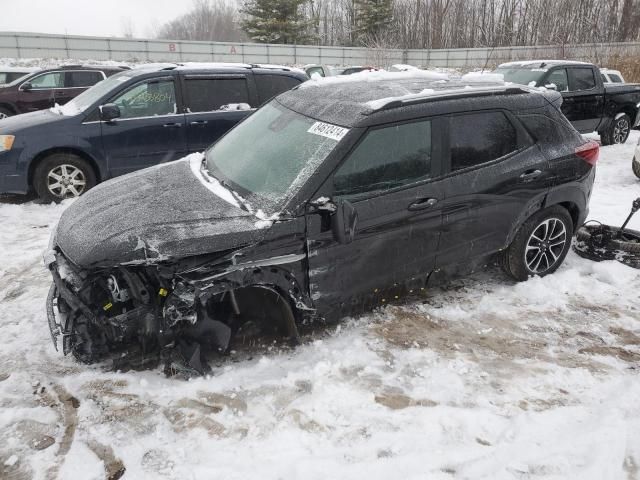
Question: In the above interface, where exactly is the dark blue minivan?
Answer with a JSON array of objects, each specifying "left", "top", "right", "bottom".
[{"left": 0, "top": 63, "right": 307, "bottom": 201}]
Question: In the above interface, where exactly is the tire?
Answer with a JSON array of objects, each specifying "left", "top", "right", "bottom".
[
  {"left": 574, "top": 225, "right": 640, "bottom": 268},
  {"left": 502, "top": 206, "right": 574, "bottom": 281},
  {"left": 633, "top": 156, "right": 640, "bottom": 179},
  {"left": 33, "top": 153, "right": 96, "bottom": 203},
  {"left": 600, "top": 114, "right": 631, "bottom": 145},
  {"left": 0, "top": 106, "right": 14, "bottom": 120}
]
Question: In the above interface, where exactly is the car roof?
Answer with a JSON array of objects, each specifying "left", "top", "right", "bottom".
[
  {"left": 276, "top": 72, "right": 553, "bottom": 128},
  {"left": 34, "top": 65, "right": 128, "bottom": 73},
  {"left": 133, "top": 62, "right": 305, "bottom": 76},
  {"left": 498, "top": 60, "right": 591, "bottom": 69}
]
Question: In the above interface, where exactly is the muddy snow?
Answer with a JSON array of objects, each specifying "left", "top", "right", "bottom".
[{"left": 1, "top": 132, "right": 639, "bottom": 480}]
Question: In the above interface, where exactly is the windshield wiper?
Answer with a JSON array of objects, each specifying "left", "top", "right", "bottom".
[{"left": 218, "top": 178, "right": 250, "bottom": 213}]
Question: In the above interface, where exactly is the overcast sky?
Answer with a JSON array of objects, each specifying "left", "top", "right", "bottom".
[{"left": 0, "top": 0, "right": 193, "bottom": 38}]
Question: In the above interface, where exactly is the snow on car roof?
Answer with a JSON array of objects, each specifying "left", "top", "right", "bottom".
[
  {"left": 498, "top": 60, "right": 591, "bottom": 68},
  {"left": 0, "top": 66, "right": 40, "bottom": 73},
  {"left": 279, "top": 70, "right": 543, "bottom": 127}
]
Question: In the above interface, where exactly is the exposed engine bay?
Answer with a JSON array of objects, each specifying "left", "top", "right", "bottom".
[{"left": 45, "top": 249, "right": 305, "bottom": 377}]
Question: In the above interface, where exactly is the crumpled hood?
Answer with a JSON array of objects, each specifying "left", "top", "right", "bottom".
[{"left": 56, "top": 157, "right": 268, "bottom": 268}]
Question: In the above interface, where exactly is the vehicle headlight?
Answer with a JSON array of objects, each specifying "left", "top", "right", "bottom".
[{"left": 0, "top": 135, "right": 15, "bottom": 152}]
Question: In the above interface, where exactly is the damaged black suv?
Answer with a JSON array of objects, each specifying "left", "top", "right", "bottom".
[{"left": 45, "top": 74, "right": 598, "bottom": 374}]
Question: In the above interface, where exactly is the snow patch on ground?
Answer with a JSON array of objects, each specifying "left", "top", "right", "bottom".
[{"left": 0, "top": 131, "right": 639, "bottom": 479}]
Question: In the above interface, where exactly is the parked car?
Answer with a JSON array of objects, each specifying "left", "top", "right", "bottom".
[
  {"left": 0, "top": 65, "right": 127, "bottom": 119},
  {"left": 341, "top": 66, "right": 377, "bottom": 75},
  {"left": 633, "top": 136, "right": 640, "bottom": 179},
  {"left": 304, "top": 64, "right": 344, "bottom": 78},
  {"left": 494, "top": 60, "right": 640, "bottom": 144},
  {"left": 45, "top": 75, "right": 597, "bottom": 372},
  {"left": 0, "top": 63, "right": 307, "bottom": 202},
  {"left": 600, "top": 68, "right": 625, "bottom": 84},
  {"left": 0, "top": 67, "right": 40, "bottom": 87}
]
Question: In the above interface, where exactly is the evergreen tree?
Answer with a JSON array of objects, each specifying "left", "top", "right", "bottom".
[
  {"left": 241, "top": 0, "right": 314, "bottom": 44},
  {"left": 354, "top": 0, "right": 393, "bottom": 45}
]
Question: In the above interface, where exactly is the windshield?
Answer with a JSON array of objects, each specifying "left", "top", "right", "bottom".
[
  {"left": 59, "top": 69, "right": 140, "bottom": 114},
  {"left": 205, "top": 101, "right": 343, "bottom": 214},
  {"left": 494, "top": 67, "right": 546, "bottom": 86},
  {"left": 0, "top": 72, "right": 32, "bottom": 85}
]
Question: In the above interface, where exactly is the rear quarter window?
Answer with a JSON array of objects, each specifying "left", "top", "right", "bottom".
[
  {"left": 449, "top": 111, "right": 518, "bottom": 171},
  {"left": 66, "top": 71, "right": 104, "bottom": 88},
  {"left": 255, "top": 74, "right": 302, "bottom": 103}
]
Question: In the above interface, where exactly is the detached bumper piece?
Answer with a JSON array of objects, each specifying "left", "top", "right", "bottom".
[{"left": 46, "top": 250, "right": 232, "bottom": 377}]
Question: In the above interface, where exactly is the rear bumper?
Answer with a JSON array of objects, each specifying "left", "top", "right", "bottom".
[{"left": 0, "top": 149, "right": 29, "bottom": 194}]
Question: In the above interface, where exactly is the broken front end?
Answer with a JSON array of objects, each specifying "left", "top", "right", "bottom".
[{"left": 44, "top": 248, "right": 307, "bottom": 376}]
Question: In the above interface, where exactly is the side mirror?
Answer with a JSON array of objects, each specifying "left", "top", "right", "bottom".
[
  {"left": 544, "top": 83, "right": 558, "bottom": 91},
  {"left": 20, "top": 82, "right": 32, "bottom": 92},
  {"left": 331, "top": 199, "right": 358, "bottom": 245},
  {"left": 99, "top": 103, "right": 121, "bottom": 122}
]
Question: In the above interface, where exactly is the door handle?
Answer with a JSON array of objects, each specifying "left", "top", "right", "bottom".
[
  {"left": 163, "top": 122, "right": 183, "bottom": 128},
  {"left": 519, "top": 169, "right": 542, "bottom": 182},
  {"left": 189, "top": 120, "right": 208, "bottom": 126},
  {"left": 408, "top": 198, "right": 438, "bottom": 211}
]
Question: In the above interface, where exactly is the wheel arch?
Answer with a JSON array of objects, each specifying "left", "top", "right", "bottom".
[
  {"left": 29, "top": 147, "right": 102, "bottom": 191},
  {"left": 504, "top": 191, "right": 584, "bottom": 248},
  {"left": 0, "top": 103, "right": 17, "bottom": 115}
]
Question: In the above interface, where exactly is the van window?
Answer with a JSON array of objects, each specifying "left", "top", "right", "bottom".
[
  {"left": 185, "top": 78, "right": 250, "bottom": 112},
  {"left": 334, "top": 120, "right": 432, "bottom": 197},
  {"left": 450, "top": 112, "right": 518, "bottom": 171},
  {"left": 609, "top": 73, "right": 623, "bottom": 83},
  {"left": 111, "top": 79, "right": 177, "bottom": 119},
  {"left": 256, "top": 74, "right": 302, "bottom": 103}
]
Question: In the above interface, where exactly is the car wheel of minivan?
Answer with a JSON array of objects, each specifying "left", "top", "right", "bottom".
[
  {"left": 502, "top": 206, "right": 573, "bottom": 281},
  {"left": 601, "top": 114, "right": 631, "bottom": 145},
  {"left": 0, "top": 107, "right": 13, "bottom": 119},
  {"left": 34, "top": 153, "right": 96, "bottom": 203}
]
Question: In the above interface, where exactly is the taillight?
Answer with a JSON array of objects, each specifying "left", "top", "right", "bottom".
[{"left": 575, "top": 140, "right": 599, "bottom": 166}]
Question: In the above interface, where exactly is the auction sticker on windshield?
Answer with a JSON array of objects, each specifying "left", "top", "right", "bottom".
[{"left": 307, "top": 122, "right": 349, "bottom": 141}]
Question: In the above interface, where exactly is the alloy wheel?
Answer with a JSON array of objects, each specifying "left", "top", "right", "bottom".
[
  {"left": 47, "top": 164, "right": 87, "bottom": 198},
  {"left": 525, "top": 217, "right": 567, "bottom": 274},
  {"left": 613, "top": 118, "right": 630, "bottom": 144},
  {"left": 0, "top": 111, "right": 7, "bottom": 120}
]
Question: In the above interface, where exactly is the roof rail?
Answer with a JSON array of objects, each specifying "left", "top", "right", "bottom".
[
  {"left": 251, "top": 63, "right": 291, "bottom": 72},
  {"left": 369, "top": 86, "right": 530, "bottom": 113}
]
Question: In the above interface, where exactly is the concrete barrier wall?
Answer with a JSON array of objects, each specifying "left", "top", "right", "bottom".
[{"left": 1, "top": 32, "right": 639, "bottom": 68}]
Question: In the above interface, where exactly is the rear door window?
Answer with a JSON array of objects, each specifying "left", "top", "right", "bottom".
[
  {"left": 334, "top": 119, "right": 432, "bottom": 197},
  {"left": 184, "top": 77, "right": 250, "bottom": 112},
  {"left": 28, "top": 72, "right": 64, "bottom": 89},
  {"left": 66, "top": 71, "right": 104, "bottom": 88},
  {"left": 568, "top": 68, "right": 596, "bottom": 91},
  {"left": 449, "top": 111, "right": 518, "bottom": 171},
  {"left": 256, "top": 74, "right": 302, "bottom": 103}
]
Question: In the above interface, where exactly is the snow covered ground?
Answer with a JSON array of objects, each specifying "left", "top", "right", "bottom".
[{"left": 0, "top": 132, "right": 639, "bottom": 480}]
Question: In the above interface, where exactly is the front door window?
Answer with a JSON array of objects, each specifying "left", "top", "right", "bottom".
[{"left": 111, "top": 80, "right": 177, "bottom": 119}]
